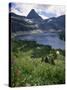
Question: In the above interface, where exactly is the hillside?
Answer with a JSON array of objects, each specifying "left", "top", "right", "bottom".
[
  {"left": 39, "top": 15, "right": 65, "bottom": 31},
  {"left": 9, "top": 12, "right": 38, "bottom": 32}
]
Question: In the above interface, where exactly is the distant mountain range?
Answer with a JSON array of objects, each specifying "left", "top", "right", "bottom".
[
  {"left": 9, "top": 9, "right": 65, "bottom": 32},
  {"left": 39, "top": 15, "right": 65, "bottom": 31}
]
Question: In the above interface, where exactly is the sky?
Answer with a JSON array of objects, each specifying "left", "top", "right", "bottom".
[{"left": 9, "top": 3, "right": 65, "bottom": 19}]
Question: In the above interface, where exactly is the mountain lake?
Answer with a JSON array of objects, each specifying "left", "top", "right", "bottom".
[{"left": 16, "top": 31, "right": 65, "bottom": 50}]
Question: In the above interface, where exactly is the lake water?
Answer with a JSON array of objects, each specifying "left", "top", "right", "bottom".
[{"left": 16, "top": 32, "right": 65, "bottom": 50}]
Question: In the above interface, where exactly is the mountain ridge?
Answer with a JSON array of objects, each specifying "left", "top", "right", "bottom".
[{"left": 9, "top": 10, "right": 65, "bottom": 32}]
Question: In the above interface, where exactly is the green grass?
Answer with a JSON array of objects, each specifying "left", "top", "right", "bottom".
[{"left": 11, "top": 39, "right": 65, "bottom": 87}]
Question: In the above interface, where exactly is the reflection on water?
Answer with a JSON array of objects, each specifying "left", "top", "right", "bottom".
[{"left": 16, "top": 32, "right": 65, "bottom": 50}]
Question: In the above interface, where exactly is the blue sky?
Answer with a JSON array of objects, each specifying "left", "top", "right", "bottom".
[{"left": 9, "top": 3, "right": 65, "bottom": 19}]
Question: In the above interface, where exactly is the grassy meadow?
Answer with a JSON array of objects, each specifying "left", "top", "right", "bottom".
[{"left": 11, "top": 39, "right": 65, "bottom": 87}]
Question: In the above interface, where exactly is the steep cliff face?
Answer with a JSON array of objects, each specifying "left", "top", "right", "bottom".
[{"left": 27, "top": 9, "right": 42, "bottom": 21}]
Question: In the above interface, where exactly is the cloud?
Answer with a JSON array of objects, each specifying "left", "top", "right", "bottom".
[
  {"left": 45, "top": 5, "right": 65, "bottom": 17},
  {"left": 39, "top": 15, "right": 49, "bottom": 19},
  {"left": 10, "top": 3, "right": 65, "bottom": 19},
  {"left": 10, "top": 3, "right": 37, "bottom": 16}
]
